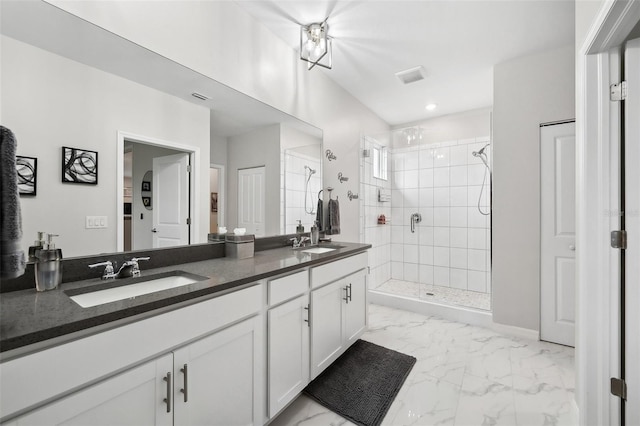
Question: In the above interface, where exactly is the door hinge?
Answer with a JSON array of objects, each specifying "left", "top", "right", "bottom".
[
  {"left": 611, "top": 230, "right": 627, "bottom": 249},
  {"left": 186, "top": 165, "right": 192, "bottom": 173},
  {"left": 186, "top": 218, "right": 191, "bottom": 225},
  {"left": 610, "top": 81, "right": 627, "bottom": 101},
  {"left": 611, "top": 377, "right": 627, "bottom": 400}
]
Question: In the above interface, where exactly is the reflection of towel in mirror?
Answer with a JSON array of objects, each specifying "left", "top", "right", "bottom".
[
  {"left": 1, "top": 126, "right": 26, "bottom": 279},
  {"left": 326, "top": 198, "right": 340, "bottom": 235},
  {"left": 316, "top": 199, "right": 324, "bottom": 232}
]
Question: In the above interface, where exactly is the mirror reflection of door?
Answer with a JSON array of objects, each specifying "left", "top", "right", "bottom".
[
  {"left": 238, "top": 167, "right": 265, "bottom": 237},
  {"left": 123, "top": 140, "right": 191, "bottom": 251},
  {"left": 152, "top": 153, "right": 190, "bottom": 248},
  {"left": 210, "top": 168, "right": 219, "bottom": 234}
]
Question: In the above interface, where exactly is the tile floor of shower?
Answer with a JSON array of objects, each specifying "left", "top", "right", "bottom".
[{"left": 373, "top": 279, "right": 491, "bottom": 311}]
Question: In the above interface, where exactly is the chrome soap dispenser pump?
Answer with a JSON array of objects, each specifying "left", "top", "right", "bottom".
[{"left": 34, "top": 233, "right": 63, "bottom": 292}]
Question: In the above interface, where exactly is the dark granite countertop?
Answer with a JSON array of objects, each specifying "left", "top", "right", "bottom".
[{"left": 0, "top": 242, "right": 370, "bottom": 359}]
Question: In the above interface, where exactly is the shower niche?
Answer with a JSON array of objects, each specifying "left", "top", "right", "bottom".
[{"left": 360, "top": 129, "right": 492, "bottom": 312}]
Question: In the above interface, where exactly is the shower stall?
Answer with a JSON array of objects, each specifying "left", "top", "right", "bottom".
[{"left": 360, "top": 129, "right": 492, "bottom": 312}]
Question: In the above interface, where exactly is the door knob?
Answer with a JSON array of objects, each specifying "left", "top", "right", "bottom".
[
  {"left": 569, "top": 244, "right": 575, "bottom": 251},
  {"left": 151, "top": 228, "right": 157, "bottom": 233}
]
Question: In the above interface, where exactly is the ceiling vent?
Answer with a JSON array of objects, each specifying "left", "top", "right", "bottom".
[
  {"left": 191, "top": 92, "right": 209, "bottom": 101},
  {"left": 395, "top": 66, "right": 427, "bottom": 84}
]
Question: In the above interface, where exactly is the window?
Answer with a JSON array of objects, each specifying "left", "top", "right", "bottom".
[{"left": 372, "top": 146, "right": 388, "bottom": 180}]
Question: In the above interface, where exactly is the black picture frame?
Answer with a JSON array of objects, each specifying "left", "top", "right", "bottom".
[
  {"left": 141, "top": 181, "right": 151, "bottom": 192},
  {"left": 16, "top": 155, "right": 37, "bottom": 196},
  {"left": 62, "top": 146, "right": 98, "bottom": 185}
]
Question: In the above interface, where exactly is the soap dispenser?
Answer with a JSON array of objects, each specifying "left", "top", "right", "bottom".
[
  {"left": 34, "top": 234, "right": 63, "bottom": 292},
  {"left": 296, "top": 220, "right": 304, "bottom": 234},
  {"left": 28, "top": 231, "right": 46, "bottom": 262},
  {"left": 310, "top": 221, "right": 319, "bottom": 245}
]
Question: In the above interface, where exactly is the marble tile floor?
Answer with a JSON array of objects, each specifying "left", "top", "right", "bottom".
[
  {"left": 270, "top": 304, "right": 575, "bottom": 426},
  {"left": 374, "top": 279, "right": 492, "bottom": 311}
]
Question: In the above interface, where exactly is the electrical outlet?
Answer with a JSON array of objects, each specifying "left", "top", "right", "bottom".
[{"left": 85, "top": 216, "right": 108, "bottom": 229}]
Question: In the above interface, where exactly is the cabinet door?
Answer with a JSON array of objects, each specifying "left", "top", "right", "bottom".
[
  {"left": 344, "top": 269, "right": 368, "bottom": 345},
  {"left": 268, "top": 295, "right": 310, "bottom": 417},
  {"left": 310, "top": 279, "right": 345, "bottom": 379},
  {"left": 8, "top": 354, "right": 173, "bottom": 426},
  {"left": 173, "top": 316, "right": 263, "bottom": 426}
]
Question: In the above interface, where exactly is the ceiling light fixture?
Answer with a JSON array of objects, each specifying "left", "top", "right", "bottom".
[
  {"left": 300, "top": 20, "right": 332, "bottom": 70},
  {"left": 426, "top": 103, "right": 437, "bottom": 111}
]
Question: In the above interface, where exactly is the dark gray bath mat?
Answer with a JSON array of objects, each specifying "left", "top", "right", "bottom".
[{"left": 303, "top": 339, "right": 416, "bottom": 426}]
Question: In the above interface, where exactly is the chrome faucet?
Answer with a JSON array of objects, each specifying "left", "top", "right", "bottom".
[
  {"left": 89, "top": 257, "right": 150, "bottom": 279},
  {"left": 290, "top": 236, "right": 311, "bottom": 248}
]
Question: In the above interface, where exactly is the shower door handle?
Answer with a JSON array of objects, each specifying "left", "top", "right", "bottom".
[{"left": 410, "top": 213, "right": 422, "bottom": 233}]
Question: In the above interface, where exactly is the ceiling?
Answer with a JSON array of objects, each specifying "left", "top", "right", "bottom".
[{"left": 235, "top": 0, "right": 575, "bottom": 126}]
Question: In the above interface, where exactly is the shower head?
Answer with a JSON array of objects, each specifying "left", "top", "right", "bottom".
[
  {"left": 472, "top": 143, "right": 490, "bottom": 158},
  {"left": 305, "top": 165, "right": 316, "bottom": 174}
]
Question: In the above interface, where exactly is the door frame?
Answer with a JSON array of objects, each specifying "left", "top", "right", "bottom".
[
  {"left": 116, "top": 131, "right": 201, "bottom": 252},
  {"left": 578, "top": 2, "right": 640, "bottom": 423}
]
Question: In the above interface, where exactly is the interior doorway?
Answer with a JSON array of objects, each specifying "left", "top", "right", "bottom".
[{"left": 117, "top": 131, "right": 200, "bottom": 252}]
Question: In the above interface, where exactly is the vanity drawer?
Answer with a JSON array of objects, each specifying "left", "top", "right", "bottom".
[
  {"left": 268, "top": 270, "right": 309, "bottom": 306},
  {"left": 310, "top": 252, "right": 368, "bottom": 289}
]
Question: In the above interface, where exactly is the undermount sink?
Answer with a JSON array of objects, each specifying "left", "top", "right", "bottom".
[
  {"left": 67, "top": 271, "right": 208, "bottom": 308},
  {"left": 300, "top": 245, "right": 345, "bottom": 254}
]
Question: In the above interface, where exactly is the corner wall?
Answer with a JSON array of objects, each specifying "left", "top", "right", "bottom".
[{"left": 492, "top": 45, "right": 575, "bottom": 331}]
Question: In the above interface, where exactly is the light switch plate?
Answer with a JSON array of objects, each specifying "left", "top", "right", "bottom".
[{"left": 85, "top": 216, "right": 108, "bottom": 229}]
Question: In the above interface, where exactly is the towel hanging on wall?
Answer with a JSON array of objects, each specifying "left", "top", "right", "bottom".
[
  {"left": 316, "top": 198, "right": 324, "bottom": 231},
  {"left": 326, "top": 197, "right": 340, "bottom": 235},
  {"left": 1, "top": 126, "right": 26, "bottom": 279}
]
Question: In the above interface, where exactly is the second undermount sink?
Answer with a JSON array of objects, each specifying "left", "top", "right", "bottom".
[
  {"left": 300, "top": 245, "right": 345, "bottom": 254},
  {"left": 67, "top": 271, "right": 208, "bottom": 308}
]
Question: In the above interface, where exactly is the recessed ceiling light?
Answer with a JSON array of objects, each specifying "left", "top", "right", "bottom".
[{"left": 425, "top": 103, "right": 437, "bottom": 111}]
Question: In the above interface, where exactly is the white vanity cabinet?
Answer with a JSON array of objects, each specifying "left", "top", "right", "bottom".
[
  {"left": 7, "top": 316, "right": 263, "bottom": 426},
  {"left": 309, "top": 253, "right": 368, "bottom": 380},
  {"left": 0, "top": 285, "right": 264, "bottom": 425},
  {"left": 173, "top": 316, "right": 263, "bottom": 426},
  {"left": 267, "top": 271, "right": 310, "bottom": 418},
  {"left": 5, "top": 354, "right": 174, "bottom": 426}
]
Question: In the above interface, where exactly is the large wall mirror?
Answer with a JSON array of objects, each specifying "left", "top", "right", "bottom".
[{"left": 1, "top": 1, "right": 322, "bottom": 258}]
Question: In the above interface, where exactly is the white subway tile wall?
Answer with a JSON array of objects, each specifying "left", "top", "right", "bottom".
[{"left": 361, "top": 136, "right": 492, "bottom": 307}]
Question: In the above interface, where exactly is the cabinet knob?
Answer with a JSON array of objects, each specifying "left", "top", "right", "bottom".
[{"left": 180, "top": 364, "right": 188, "bottom": 403}]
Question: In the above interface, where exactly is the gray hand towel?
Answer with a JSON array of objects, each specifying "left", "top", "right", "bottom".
[
  {"left": 316, "top": 199, "right": 324, "bottom": 232},
  {"left": 1, "top": 126, "right": 26, "bottom": 279},
  {"left": 327, "top": 198, "right": 340, "bottom": 235}
]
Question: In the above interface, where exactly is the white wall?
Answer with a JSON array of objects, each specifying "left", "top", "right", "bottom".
[
  {"left": 1, "top": 35, "right": 210, "bottom": 258},
  {"left": 492, "top": 45, "right": 575, "bottom": 331},
  {"left": 227, "top": 125, "right": 281, "bottom": 236},
  {"left": 47, "top": 0, "right": 390, "bottom": 243}
]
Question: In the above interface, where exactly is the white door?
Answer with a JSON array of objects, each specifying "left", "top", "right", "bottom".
[
  {"left": 624, "top": 37, "right": 640, "bottom": 424},
  {"left": 173, "top": 317, "right": 261, "bottom": 426},
  {"left": 344, "top": 270, "right": 368, "bottom": 345},
  {"left": 268, "top": 295, "right": 310, "bottom": 417},
  {"left": 153, "top": 153, "right": 190, "bottom": 248},
  {"left": 238, "top": 167, "right": 265, "bottom": 237},
  {"left": 540, "top": 121, "right": 576, "bottom": 347},
  {"left": 8, "top": 355, "right": 173, "bottom": 425}
]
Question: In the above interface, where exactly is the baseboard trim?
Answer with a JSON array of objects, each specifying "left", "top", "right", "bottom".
[{"left": 490, "top": 321, "right": 540, "bottom": 341}]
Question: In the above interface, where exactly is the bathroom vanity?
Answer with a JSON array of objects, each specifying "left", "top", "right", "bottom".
[{"left": 0, "top": 243, "right": 370, "bottom": 425}]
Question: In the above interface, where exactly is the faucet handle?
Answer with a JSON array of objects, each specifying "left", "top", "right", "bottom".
[
  {"left": 128, "top": 257, "right": 149, "bottom": 277},
  {"left": 88, "top": 261, "right": 115, "bottom": 279},
  {"left": 131, "top": 257, "right": 150, "bottom": 262}
]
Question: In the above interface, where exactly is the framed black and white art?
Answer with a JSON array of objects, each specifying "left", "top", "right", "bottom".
[
  {"left": 62, "top": 146, "right": 98, "bottom": 185},
  {"left": 16, "top": 155, "right": 37, "bottom": 196}
]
